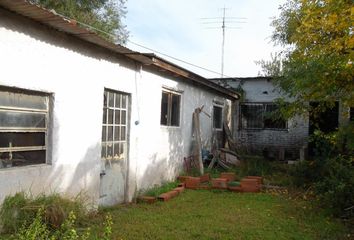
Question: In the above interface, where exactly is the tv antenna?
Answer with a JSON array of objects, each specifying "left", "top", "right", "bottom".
[{"left": 201, "top": 7, "right": 246, "bottom": 78}]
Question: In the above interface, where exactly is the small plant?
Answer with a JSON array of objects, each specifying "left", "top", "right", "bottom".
[
  {"left": 102, "top": 213, "right": 113, "bottom": 240},
  {"left": 17, "top": 208, "right": 50, "bottom": 240},
  {"left": 143, "top": 181, "right": 179, "bottom": 197}
]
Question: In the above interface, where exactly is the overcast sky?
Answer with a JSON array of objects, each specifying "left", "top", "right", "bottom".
[{"left": 125, "top": 0, "right": 286, "bottom": 78}]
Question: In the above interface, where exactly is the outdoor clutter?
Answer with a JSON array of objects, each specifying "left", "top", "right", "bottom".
[
  {"left": 138, "top": 182, "right": 186, "bottom": 203},
  {"left": 179, "top": 172, "right": 262, "bottom": 193},
  {"left": 137, "top": 173, "right": 263, "bottom": 204}
]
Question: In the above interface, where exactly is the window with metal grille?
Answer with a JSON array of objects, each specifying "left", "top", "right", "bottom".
[
  {"left": 240, "top": 103, "right": 287, "bottom": 130},
  {"left": 213, "top": 105, "right": 223, "bottom": 129},
  {"left": 0, "top": 88, "right": 49, "bottom": 169},
  {"left": 350, "top": 107, "right": 354, "bottom": 121},
  {"left": 101, "top": 90, "right": 128, "bottom": 161},
  {"left": 160, "top": 90, "right": 181, "bottom": 127}
]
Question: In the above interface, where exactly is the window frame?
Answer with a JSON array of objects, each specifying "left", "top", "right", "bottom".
[
  {"left": 212, "top": 104, "right": 223, "bottom": 130},
  {"left": 0, "top": 87, "right": 50, "bottom": 169},
  {"left": 239, "top": 102, "right": 287, "bottom": 130},
  {"left": 101, "top": 89, "right": 129, "bottom": 161},
  {"left": 160, "top": 88, "right": 182, "bottom": 127}
]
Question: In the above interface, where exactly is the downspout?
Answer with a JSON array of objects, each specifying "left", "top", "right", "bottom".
[{"left": 124, "top": 62, "right": 142, "bottom": 203}]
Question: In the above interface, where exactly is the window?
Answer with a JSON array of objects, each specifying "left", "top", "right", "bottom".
[
  {"left": 0, "top": 88, "right": 49, "bottom": 169},
  {"left": 101, "top": 90, "right": 129, "bottom": 161},
  {"left": 350, "top": 107, "right": 354, "bottom": 121},
  {"left": 213, "top": 105, "right": 223, "bottom": 129},
  {"left": 160, "top": 90, "right": 181, "bottom": 127},
  {"left": 240, "top": 103, "right": 286, "bottom": 130}
]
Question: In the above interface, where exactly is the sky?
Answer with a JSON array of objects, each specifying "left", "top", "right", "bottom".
[{"left": 125, "top": 0, "right": 286, "bottom": 78}]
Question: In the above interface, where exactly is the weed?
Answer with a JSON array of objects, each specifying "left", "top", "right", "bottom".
[
  {"left": 1, "top": 197, "right": 114, "bottom": 240},
  {"left": 239, "top": 155, "right": 274, "bottom": 176},
  {"left": 17, "top": 208, "right": 50, "bottom": 240},
  {"left": 143, "top": 181, "right": 179, "bottom": 197},
  {"left": 0, "top": 193, "right": 86, "bottom": 234},
  {"left": 102, "top": 214, "right": 113, "bottom": 240}
]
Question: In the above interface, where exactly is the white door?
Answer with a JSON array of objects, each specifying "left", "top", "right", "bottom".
[{"left": 99, "top": 89, "right": 129, "bottom": 206}]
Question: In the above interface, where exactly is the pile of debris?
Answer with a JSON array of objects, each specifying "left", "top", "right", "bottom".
[{"left": 191, "top": 105, "right": 241, "bottom": 173}]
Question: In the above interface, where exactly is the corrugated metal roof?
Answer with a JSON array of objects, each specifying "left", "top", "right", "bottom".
[
  {"left": 0, "top": 0, "right": 239, "bottom": 100},
  {"left": 0, "top": 0, "right": 135, "bottom": 55},
  {"left": 209, "top": 77, "right": 273, "bottom": 81}
]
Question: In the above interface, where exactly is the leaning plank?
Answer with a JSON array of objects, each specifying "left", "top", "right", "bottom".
[
  {"left": 193, "top": 109, "right": 204, "bottom": 175},
  {"left": 223, "top": 122, "right": 238, "bottom": 153},
  {"left": 208, "top": 156, "right": 217, "bottom": 169},
  {"left": 218, "top": 159, "right": 231, "bottom": 170},
  {"left": 219, "top": 148, "right": 241, "bottom": 166}
]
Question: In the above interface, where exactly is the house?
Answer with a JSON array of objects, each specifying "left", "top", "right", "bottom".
[
  {"left": 210, "top": 77, "right": 353, "bottom": 160},
  {"left": 210, "top": 77, "right": 309, "bottom": 160},
  {"left": 0, "top": 0, "right": 238, "bottom": 206}
]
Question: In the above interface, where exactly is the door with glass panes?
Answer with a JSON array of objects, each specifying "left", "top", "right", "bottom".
[{"left": 99, "top": 89, "right": 129, "bottom": 206}]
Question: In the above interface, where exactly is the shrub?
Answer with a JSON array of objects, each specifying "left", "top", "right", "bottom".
[
  {"left": 16, "top": 209, "right": 112, "bottom": 240},
  {"left": 314, "top": 156, "right": 354, "bottom": 216},
  {"left": 290, "top": 124, "right": 354, "bottom": 217},
  {"left": 0, "top": 192, "right": 29, "bottom": 233},
  {"left": 0, "top": 193, "right": 86, "bottom": 233},
  {"left": 1, "top": 193, "right": 113, "bottom": 239}
]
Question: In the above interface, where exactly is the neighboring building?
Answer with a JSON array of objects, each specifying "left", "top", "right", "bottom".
[
  {"left": 210, "top": 77, "right": 309, "bottom": 160},
  {"left": 0, "top": 1, "right": 238, "bottom": 206}
]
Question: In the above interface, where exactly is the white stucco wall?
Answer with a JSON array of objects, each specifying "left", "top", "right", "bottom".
[{"left": 0, "top": 8, "right": 229, "bottom": 205}]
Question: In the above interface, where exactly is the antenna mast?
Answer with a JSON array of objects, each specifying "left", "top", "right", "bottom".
[
  {"left": 201, "top": 7, "right": 246, "bottom": 80},
  {"left": 221, "top": 7, "right": 226, "bottom": 78}
]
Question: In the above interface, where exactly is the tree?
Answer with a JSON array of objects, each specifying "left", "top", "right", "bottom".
[
  {"left": 260, "top": 0, "right": 353, "bottom": 114},
  {"left": 32, "top": 0, "right": 129, "bottom": 44}
]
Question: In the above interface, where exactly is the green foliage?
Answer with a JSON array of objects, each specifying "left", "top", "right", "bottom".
[
  {"left": 239, "top": 155, "right": 274, "bottom": 177},
  {"left": 256, "top": 53, "right": 283, "bottom": 77},
  {"left": 1, "top": 194, "right": 113, "bottom": 239},
  {"left": 0, "top": 193, "right": 86, "bottom": 233},
  {"left": 32, "top": 0, "right": 129, "bottom": 44},
  {"left": 143, "top": 181, "right": 179, "bottom": 197},
  {"left": 0, "top": 192, "right": 28, "bottom": 234},
  {"left": 102, "top": 214, "right": 113, "bottom": 240},
  {"left": 16, "top": 210, "right": 95, "bottom": 240},
  {"left": 261, "top": 0, "right": 353, "bottom": 112},
  {"left": 17, "top": 208, "right": 50, "bottom": 240},
  {"left": 311, "top": 123, "right": 354, "bottom": 158},
  {"left": 238, "top": 155, "right": 292, "bottom": 186},
  {"left": 290, "top": 126, "right": 354, "bottom": 217},
  {"left": 314, "top": 157, "right": 354, "bottom": 216}
]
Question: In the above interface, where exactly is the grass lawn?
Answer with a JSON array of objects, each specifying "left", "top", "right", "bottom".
[{"left": 90, "top": 190, "right": 349, "bottom": 240}]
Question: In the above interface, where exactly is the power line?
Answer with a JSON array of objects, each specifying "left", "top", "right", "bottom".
[
  {"left": 127, "top": 41, "right": 224, "bottom": 76},
  {"left": 53, "top": 10, "right": 236, "bottom": 78}
]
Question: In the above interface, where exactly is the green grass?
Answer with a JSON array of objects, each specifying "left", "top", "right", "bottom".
[
  {"left": 90, "top": 190, "right": 348, "bottom": 240},
  {"left": 143, "top": 181, "right": 180, "bottom": 197}
]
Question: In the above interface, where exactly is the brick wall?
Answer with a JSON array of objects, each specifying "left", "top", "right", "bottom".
[
  {"left": 226, "top": 78, "right": 309, "bottom": 160},
  {"left": 236, "top": 113, "right": 308, "bottom": 159}
]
